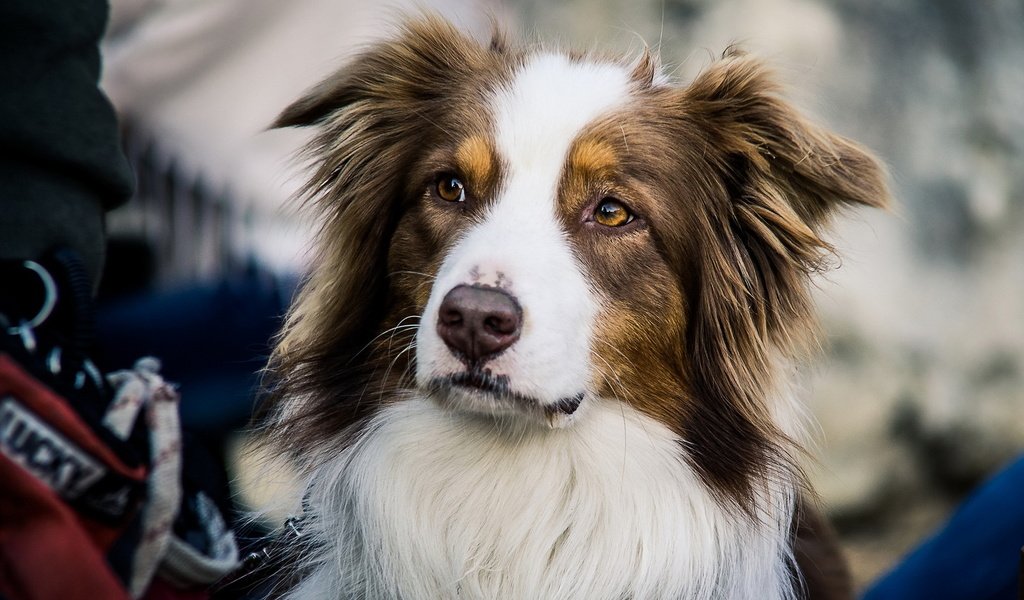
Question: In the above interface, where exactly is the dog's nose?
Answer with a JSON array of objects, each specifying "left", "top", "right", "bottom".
[{"left": 437, "top": 284, "right": 522, "bottom": 364}]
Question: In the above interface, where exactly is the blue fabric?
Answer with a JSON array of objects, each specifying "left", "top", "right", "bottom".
[
  {"left": 863, "top": 454, "right": 1024, "bottom": 600},
  {"left": 97, "top": 272, "right": 297, "bottom": 432}
]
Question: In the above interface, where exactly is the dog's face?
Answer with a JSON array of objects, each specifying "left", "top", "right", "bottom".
[
  {"left": 268, "top": 17, "right": 887, "bottom": 508},
  {"left": 404, "top": 54, "right": 683, "bottom": 429}
]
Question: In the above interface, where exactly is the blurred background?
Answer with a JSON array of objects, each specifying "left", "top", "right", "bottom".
[{"left": 96, "top": 0, "right": 1024, "bottom": 592}]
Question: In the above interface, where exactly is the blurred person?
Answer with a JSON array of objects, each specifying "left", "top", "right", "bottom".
[
  {"left": 1, "top": 1, "right": 240, "bottom": 598},
  {"left": 0, "top": 0, "right": 132, "bottom": 285}
]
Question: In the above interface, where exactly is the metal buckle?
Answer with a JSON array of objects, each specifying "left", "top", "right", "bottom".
[{"left": 5, "top": 260, "right": 58, "bottom": 337}]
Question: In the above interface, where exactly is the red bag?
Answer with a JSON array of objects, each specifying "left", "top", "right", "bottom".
[{"left": 1, "top": 354, "right": 146, "bottom": 599}]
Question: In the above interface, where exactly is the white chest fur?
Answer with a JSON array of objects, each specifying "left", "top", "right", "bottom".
[{"left": 287, "top": 398, "right": 797, "bottom": 600}]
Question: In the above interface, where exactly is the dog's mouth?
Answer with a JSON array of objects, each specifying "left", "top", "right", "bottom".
[{"left": 428, "top": 369, "right": 584, "bottom": 422}]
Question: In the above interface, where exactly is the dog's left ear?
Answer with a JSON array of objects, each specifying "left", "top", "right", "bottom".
[
  {"left": 681, "top": 49, "right": 890, "bottom": 359},
  {"left": 684, "top": 50, "right": 889, "bottom": 226},
  {"left": 673, "top": 51, "right": 890, "bottom": 508}
]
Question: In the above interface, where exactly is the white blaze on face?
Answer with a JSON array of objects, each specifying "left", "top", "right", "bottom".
[{"left": 415, "top": 53, "right": 633, "bottom": 413}]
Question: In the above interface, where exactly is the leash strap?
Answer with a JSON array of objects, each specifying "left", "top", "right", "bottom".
[{"left": 105, "top": 358, "right": 184, "bottom": 598}]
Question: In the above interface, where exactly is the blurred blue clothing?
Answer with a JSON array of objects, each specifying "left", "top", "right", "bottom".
[
  {"left": 97, "top": 271, "right": 297, "bottom": 433},
  {"left": 863, "top": 454, "right": 1024, "bottom": 600}
]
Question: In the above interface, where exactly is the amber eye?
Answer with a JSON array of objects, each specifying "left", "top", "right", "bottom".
[
  {"left": 435, "top": 174, "right": 466, "bottom": 203},
  {"left": 593, "top": 198, "right": 634, "bottom": 227}
]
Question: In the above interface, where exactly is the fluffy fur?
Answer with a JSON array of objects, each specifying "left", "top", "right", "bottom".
[{"left": 260, "top": 16, "right": 889, "bottom": 600}]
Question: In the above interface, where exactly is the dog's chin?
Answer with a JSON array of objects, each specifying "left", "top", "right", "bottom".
[{"left": 425, "top": 370, "right": 585, "bottom": 429}]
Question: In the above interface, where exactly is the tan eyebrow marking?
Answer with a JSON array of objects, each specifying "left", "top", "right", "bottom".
[
  {"left": 455, "top": 135, "right": 497, "bottom": 190},
  {"left": 568, "top": 138, "right": 619, "bottom": 177}
]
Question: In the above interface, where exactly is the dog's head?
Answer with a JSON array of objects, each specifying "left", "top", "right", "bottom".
[{"left": 265, "top": 16, "right": 888, "bottom": 509}]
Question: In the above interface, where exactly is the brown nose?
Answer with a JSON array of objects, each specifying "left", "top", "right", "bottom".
[{"left": 437, "top": 284, "right": 522, "bottom": 365}]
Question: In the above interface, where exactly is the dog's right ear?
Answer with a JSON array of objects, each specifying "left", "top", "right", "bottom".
[
  {"left": 273, "top": 15, "right": 494, "bottom": 129},
  {"left": 272, "top": 75, "right": 354, "bottom": 128}
]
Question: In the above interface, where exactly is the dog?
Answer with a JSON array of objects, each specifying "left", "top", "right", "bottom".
[{"left": 260, "top": 15, "right": 889, "bottom": 599}]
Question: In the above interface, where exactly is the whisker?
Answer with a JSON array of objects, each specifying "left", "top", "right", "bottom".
[
  {"left": 391, "top": 341, "right": 419, "bottom": 388},
  {"left": 379, "top": 333, "right": 418, "bottom": 396},
  {"left": 349, "top": 315, "right": 422, "bottom": 362},
  {"left": 389, "top": 270, "right": 438, "bottom": 282},
  {"left": 590, "top": 352, "right": 631, "bottom": 402},
  {"left": 384, "top": 323, "right": 420, "bottom": 353},
  {"left": 591, "top": 336, "right": 636, "bottom": 368}
]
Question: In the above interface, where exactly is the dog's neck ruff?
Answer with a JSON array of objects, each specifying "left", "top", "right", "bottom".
[{"left": 286, "top": 398, "right": 798, "bottom": 600}]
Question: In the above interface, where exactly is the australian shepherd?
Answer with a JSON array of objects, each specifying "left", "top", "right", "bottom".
[{"left": 260, "top": 15, "right": 888, "bottom": 600}]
